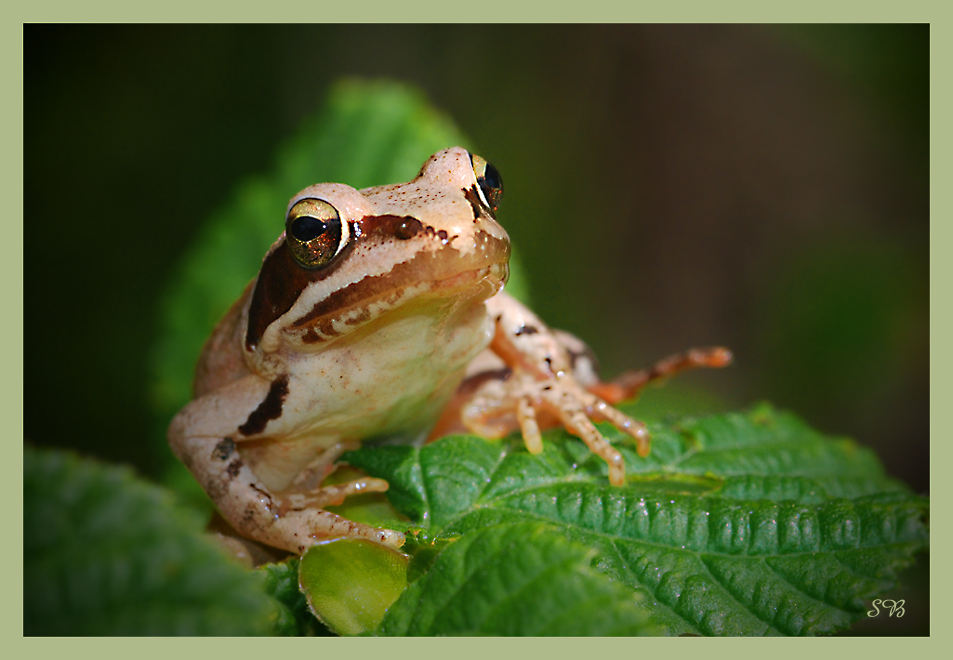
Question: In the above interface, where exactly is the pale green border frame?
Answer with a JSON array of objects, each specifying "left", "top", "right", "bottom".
[{"left": 10, "top": 0, "right": 944, "bottom": 656}]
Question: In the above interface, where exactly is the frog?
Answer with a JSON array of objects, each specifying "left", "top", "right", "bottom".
[{"left": 168, "top": 147, "right": 731, "bottom": 556}]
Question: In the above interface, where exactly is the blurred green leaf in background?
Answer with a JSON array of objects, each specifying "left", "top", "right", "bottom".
[{"left": 24, "top": 445, "right": 277, "bottom": 635}]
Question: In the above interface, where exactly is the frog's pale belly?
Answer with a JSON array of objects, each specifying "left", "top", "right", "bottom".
[{"left": 242, "top": 290, "right": 495, "bottom": 490}]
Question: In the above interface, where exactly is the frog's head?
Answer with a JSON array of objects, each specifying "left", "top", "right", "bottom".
[{"left": 246, "top": 147, "right": 511, "bottom": 353}]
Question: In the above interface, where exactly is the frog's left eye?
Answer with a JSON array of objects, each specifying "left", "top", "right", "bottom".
[
  {"left": 285, "top": 198, "right": 351, "bottom": 269},
  {"left": 470, "top": 153, "right": 504, "bottom": 216}
]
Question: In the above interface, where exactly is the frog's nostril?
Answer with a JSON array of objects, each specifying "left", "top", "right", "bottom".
[{"left": 394, "top": 217, "right": 423, "bottom": 240}]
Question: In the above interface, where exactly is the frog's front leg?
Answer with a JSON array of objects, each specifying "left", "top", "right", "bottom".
[
  {"left": 168, "top": 375, "right": 404, "bottom": 554},
  {"left": 461, "top": 293, "right": 731, "bottom": 486},
  {"left": 463, "top": 293, "right": 649, "bottom": 486}
]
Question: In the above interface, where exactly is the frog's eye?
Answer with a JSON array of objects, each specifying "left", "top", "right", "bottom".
[
  {"left": 285, "top": 198, "right": 351, "bottom": 269},
  {"left": 470, "top": 153, "right": 504, "bottom": 216}
]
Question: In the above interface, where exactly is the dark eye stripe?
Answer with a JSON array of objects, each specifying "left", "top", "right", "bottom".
[
  {"left": 245, "top": 240, "right": 356, "bottom": 351},
  {"left": 464, "top": 184, "right": 485, "bottom": 220}
]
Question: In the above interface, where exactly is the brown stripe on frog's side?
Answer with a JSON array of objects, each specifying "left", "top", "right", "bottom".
[
  {"left": 245, "top": 215, "right": 422, "bottom": 351},
  {"left": 238, "top": 374, "right": 290, "bottom": 436}
]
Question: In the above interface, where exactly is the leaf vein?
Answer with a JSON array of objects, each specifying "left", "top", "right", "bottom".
[
  {"left": 609, "top": 538, "right": 700, "bottom": 635},
  {"left": 760, "top": 555, "right": 851, "bottom": 617},
  {"left": 696, "top": 554, "right": 782, "bottom": 634}
]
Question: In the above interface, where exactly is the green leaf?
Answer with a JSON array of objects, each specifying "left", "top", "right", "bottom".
[
  {"left": 344, "top": 404, "right": 928, "bottom": 636},
  {"left": 299, "top": 539, "right": 410, "bottom": 636},
  {"left": 24, "top": 446, "right": 277, "bottom": 635},
  {"left": 377, "top": 521, "right": 655, "bottom": 636},
  {"left": 258, "top": 558, "right": 332, "bottom": 636}
]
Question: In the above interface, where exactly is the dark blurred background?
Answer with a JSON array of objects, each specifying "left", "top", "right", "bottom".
[{"left": 24, "top": 24, "right": 928, "bottom": 498}]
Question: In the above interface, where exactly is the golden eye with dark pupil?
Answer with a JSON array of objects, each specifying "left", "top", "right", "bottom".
[
  {"left": 470, "top": 153, "right": 504, "bottom": 215},
  {"left": 290, "top": 215, "right": 329, "bottom": 241},
  {"left": 285, "top": 198, "right": 348, "bottom": 268}
]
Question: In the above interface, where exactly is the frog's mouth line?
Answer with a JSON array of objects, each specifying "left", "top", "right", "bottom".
[
  {"left": 290, "top": 261, "right": 508, "bottom": 345},
  {"left": 430, "top": 261, "right": 508, "bottom": 297},
  {"left": 291, "top": 235, "right": 509, "bottom": 329}
]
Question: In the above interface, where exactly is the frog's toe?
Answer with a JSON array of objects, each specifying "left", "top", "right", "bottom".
[
  {"left": 280, "top": 477, "right": 390, "bottom": 512},
  {"left": 536, "top": 382, "right": 635, "bottom": 485}
]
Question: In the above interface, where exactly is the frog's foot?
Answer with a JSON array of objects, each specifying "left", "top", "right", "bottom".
[
  {"left": 590, "top": 346, "right": 733, "bottom": 405},
  {"left": 462, "top": 372, "right": 647, "bottom": 486},
  {"left": 244, "top": 471, "right": 405, "bottom": 552},
  {"left": 277, "top": 476, "right": 391, "bottom": 513},
  {"left": 283, "top": 441, "right": 361, "bottom": 493},
  {"left": 279, "top": 508, "right": 406, "bottom": 551}
]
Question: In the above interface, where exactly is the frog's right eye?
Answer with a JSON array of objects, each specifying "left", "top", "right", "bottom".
[
  {"left": 285, "top": 198, "right": 351, "bottom": 268},
  {"left": 470, "top": 153, "right": 504, "bottom": 217}
]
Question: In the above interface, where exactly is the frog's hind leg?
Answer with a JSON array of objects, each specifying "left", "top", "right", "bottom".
[
  {"left": 169, "top": 415, "right": 404, "bottom": 554},
  {"left": 589, "top": 347, "right": 733, "bottom": 405}
]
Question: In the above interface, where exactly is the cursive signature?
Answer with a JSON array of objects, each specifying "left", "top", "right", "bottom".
[{"left": 867, "top": 599, "right": 905, "bottom": 618}]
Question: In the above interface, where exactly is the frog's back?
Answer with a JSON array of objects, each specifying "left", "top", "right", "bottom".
[{"left": 193, "top": 282, "right": 255, "bottom": 397}]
